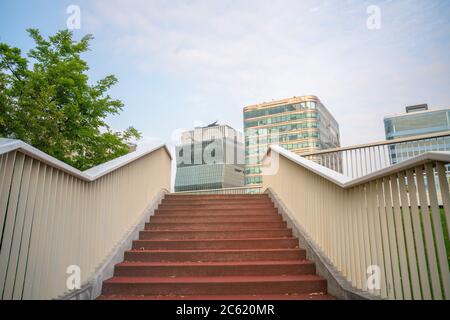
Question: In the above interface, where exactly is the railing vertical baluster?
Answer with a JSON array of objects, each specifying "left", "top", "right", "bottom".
[
  {"left": 12, "top": 160, "right": 41, "bottom": 299},
  {"left": 31, "top": 166, "right": 53, "bottom": 299},
  {"left": 425, "top": 163, "right": 450, "bottom": 299},
  {"left": 415, "top": 165, "right": 442, "bottom": 299},
  {"left": 360, "top": 148, "right": 364, "bottom": 178},
  {"left": 376, "top": 178, "right": 394, "bottom": 299},
  {"left": 406, "top": 169, "right": 432, "bottom": 299},
  {"left": 368, "top": 148, "right": 374, "bottom": 175},
  {"left": 371, "top": 180, "right": 387, "bottom": 298},
  {"left": 354, "top": 186, "right": 364, "bottom": 288},
  {"left": 0, "top": 152, "right": 17, "bottom": 258},
  {"left": 436, "top": 163, "right": 450, "bottom": 238},
  {"left": 377, "top": 146, "right": 383, "bottom": 171},
  {"left": 3, "top": 157, "right": 33, "bottom": 299},
  {"left": 339, "top": 187, "right": 347, "bottom": 277},
  {"left": 371, "top": 147, "right": 376, "bottom": 172},
  {"left": 383, "top": 176, "right": 403, "bottom": 299},
  {"left": 365, "top": 181, "right": 378, "bottom": 295},
  {"left": 346, "top": 188, "right": 356, "bottom": 286},
  {"left": 22, "top": 163, "right": 47, "bottom": 299},
  {"left": 345, "top": 151, "right": 349, "bottom": 177},
  {"left": 390, "top": 174, "right": 412, "bottom": 299},
  {"left": 350, "top": 150, "right": 356, "bottom": 178},
  {"left": 0, "top": 153, "right": 25, "bottom": 299},
  {"left": 363, "top": 148, "right": 368, "bottom": 177}
]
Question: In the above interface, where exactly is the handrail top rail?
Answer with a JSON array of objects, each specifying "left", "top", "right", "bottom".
[
  {"left": 265, "top": 144, "right": 450, "bottom": 188},
  {"left": 0, "top": 138, "right": 172, "bottom": 181},
  {"left": 298, "top": 130, "right": 450, "bottom": 156}
]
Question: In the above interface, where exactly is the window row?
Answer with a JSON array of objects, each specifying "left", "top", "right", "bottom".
[
  {"left": 245, "top": 121, "right": 319, "bottom": 136},
  {"left": 244, "top": 111, "right": 318, "bottom": 129},
  {"left": 246, "top": 131, "right": 320, "bottom": 147},
  {"left": 245, "top": 167, "right": 262, "bottom": 175},
  {"left": 245, "top": 176, "right": 263, "bottom": 185},
  {"left": 244, "top": 101, "right": 317, "bottom": 120}
]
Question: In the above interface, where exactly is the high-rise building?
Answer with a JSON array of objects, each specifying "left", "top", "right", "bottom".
[
  {"left": 384, "top": 104, "right": 450, "bottom": 164},
  {"left": 243, "top": 95, "right": 340, "bottom": 188},
  {"left": 174, "top": 123, "right": 245, "bottom": 192}
]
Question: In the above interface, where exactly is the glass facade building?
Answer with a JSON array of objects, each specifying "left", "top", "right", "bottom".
[
  {"left": 384, "top": 105, "right": 450, "bottom": 164},
  {"left": 243, "top": 95, "right": 340, "bottom": 188},
  {"left": 174, "top": 124, "right": 245, "bottom": 192}
]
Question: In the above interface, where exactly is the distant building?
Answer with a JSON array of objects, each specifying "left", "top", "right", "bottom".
[
  {"left": 384, "top": 104, "right": 450, "bottom": 164},
  {"left": 243, "top": 95, "right": 340, "bottom": 188},
  {"left": 174, "top": 123, "right": 245, "bottom": 192}
]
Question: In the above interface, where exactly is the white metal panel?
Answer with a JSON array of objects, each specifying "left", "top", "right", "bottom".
[
  {"left": 425, "top": 163, "right": 450, "bottom": 299},
  {"left": 406, "top": 169, "right": 432, "bottom": 299}
]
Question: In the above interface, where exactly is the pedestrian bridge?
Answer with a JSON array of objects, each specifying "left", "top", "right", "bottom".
[{"left": 0, "top": 133, "right": 449, "bottom": 300}]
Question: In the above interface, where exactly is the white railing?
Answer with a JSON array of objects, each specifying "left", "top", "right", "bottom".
[
  {"left": 173, "top": 186, "right": 263, "bottom": 195},
  {"left": 263, "top": 145, "right": 450, "bottom": 300},
  {"left": 0, "top": 139, "right": 172, "bottom": 299},
  {"left": 299, "top": 131, "right": 450, "bottom": 179}
]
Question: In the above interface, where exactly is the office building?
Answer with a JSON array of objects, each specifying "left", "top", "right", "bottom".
[
  {"left": 243, "top": 95, "right": 341, "bottom": 188},
  {"left": 174, "top": 123, "right": 245, "bottom": 192},
  {"left": 384, "top": 104, "right": 450, "bottom": 164}
]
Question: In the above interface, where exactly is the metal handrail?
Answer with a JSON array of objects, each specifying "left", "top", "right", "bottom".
[{"left": 298, "top": 131, "right": 450, "bottom": 156}]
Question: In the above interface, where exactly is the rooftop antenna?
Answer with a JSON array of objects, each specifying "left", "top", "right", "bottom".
[{"left": 206, "top": 120, "right": 219, "bottom": 127}]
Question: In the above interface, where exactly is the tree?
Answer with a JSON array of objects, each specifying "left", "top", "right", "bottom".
[{"left": 0, "top": 29, "right": 141, "bottom": 170}]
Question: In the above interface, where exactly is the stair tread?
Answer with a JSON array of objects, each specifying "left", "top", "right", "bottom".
[
  {"left": 148, "top": 221, "right": 283, "bottom": 224},
  {"left": 127, "top": 248, "right": 303, "bottom": 253},
  {"left": 152, "top": 214, "right": 280, "bottom": 218},
  {"left": 98, "top": 293, "right": 334, "bottom": 300},
  {"left": 147, "top": 219, "right": 284, "bottom": 225},
  {"left": 142, "top": 228, "right": 290, "bottom": 232},
  {"left": 134, "top": 237, "right": 297, "bottom": 242},
  {"left": 104, "top": 274, "right": 325, "bottom": 284},
  {"left": 155, "top": 213, "right": 278, "bottom": 216},
  {"left": 116, "top": 260, "right": 313, "bottom": 267},
  {"left": 156, "top": 208, "right": 276, "bottom": 211}
]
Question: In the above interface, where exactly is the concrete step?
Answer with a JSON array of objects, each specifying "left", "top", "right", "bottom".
[
  {"left": 101, "top": 275, "right": 327, "bottom": 296},
  {"left": 132, "top": 238, "right": 298, "bottom": 250},
  {"left": 124, "top": 248, "right": 306, "bottom": 262},
  {"left": 149, "top": 215, "right": 282, "bottom": 223},
  {"left": 139, "top": 229, "right": 293, "bottom": 240},
  {"left": 113, "top": 260, "right": 315, "bottom": 277},
  {"left": 145, "top": 221, "right": 287, "bottom": 231}
]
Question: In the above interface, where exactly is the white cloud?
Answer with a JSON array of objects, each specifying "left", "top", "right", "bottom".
[{"left": 85, "top": 0, "right": 450, "bottom": 145}]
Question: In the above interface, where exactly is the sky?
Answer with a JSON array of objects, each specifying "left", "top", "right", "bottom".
[{"left": 1, "top": 0, "right": 449, "bottom": 148}]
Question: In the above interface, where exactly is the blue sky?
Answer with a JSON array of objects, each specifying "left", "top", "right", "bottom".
[{"left": 1, "top": 0, "right": 449, "bottom": 147}]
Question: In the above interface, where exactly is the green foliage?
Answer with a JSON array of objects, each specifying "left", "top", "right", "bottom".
[{"left": 0, "top": 29, "right": 141, "bottom": 170}]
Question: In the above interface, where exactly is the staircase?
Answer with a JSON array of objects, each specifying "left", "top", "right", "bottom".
[{"left": 98, "top": 194, "right": 334, "bottom": 300}]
